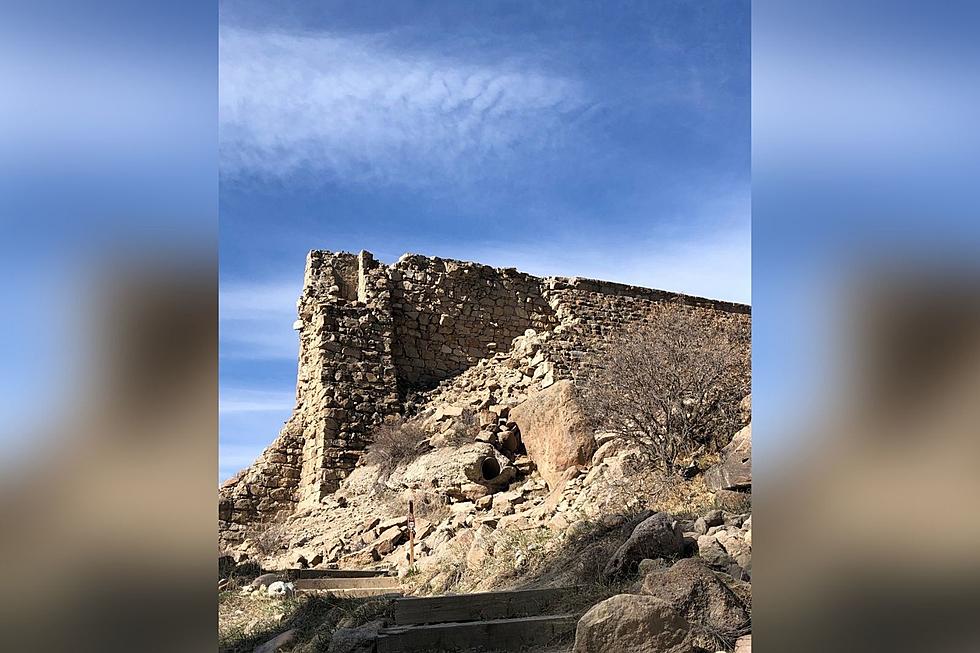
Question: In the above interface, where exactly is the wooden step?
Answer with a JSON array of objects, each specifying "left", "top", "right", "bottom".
[
  {"left": 289, "top": 568, "right": 391, "bottom": 580},
  {"left": 294, "top": 577, "right": 401, "bottom": 591},
  {"left": 300, "top": 587, "right": 403, "bottom": 599},
  {"left": 393, "top": 587, "right": 579, "bottom": 625},
  {"left": 376, "top": 613, "right": 578, "bottom": 653}
]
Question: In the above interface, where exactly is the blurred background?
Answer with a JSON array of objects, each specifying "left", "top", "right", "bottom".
[
  {"left": 0, "top": 0, "right": 217, "bottom": 651},
  {"left": 2, "top": 0, "right": 980, "bottom": 651},
  {"left": 753, "top": 0, "right": 980, "bottom": 650}
]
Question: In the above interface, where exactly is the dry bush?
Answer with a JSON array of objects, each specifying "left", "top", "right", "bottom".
[
  {"left": 411, "top": 490, "right": 451, "bottom": 522},
  {"left": 219, "top": 593, "right": 394, "bottom": 653},
  {"left": 250, "top": 521, "right": 289, "bottom": 558},
  {"left": 442, "top": 408, "right": 480, "bottom": 447},
  {"left": 363, "top": 416, "right": 427, "bottom": 474},
  {"left": 582, "top": 305, "right": 750, "bottom": 473},
  {"left": 373, "top": 488, "right": 450, "bottom": 526}
]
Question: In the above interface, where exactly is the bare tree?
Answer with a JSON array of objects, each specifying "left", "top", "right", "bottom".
[{"left": 582, "top": 306, "right": 750, "bottom": 473}]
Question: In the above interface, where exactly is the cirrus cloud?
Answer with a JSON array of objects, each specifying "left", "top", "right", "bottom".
[{"left": 219, "top": 26, "right": 591, "bottom": 185}]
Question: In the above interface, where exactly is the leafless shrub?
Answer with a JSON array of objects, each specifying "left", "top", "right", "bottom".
[
  {"left": 442, "top": 408, "right": 480, "bottom": 447},
  {"left": 411, "top": 490, "right": 451, "bottom": 522},
  {"left": 363, "top": 416, "right": 427, "bottom": 474},
  {"left": 251, "top": 521, "right": 289, "bottom": 558},
  {"left": 582, "top": 305, "right": 750, "bottom": 473}
]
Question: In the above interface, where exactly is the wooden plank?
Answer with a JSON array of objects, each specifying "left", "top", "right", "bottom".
[
  {"left": 298, "top": 588, "right": 403, "bottom": 599},
  {"left": 376, "top": 614, "right": 578, "bottom": 653},
  {"left": 393, "top": 587, "right": 578, "bottom": 625},
  {"left": 294, "top": 577, "right": 400, "bottom": 590},
  {"left": 290, "top": 568, "right": 390, "bottom": 580}
]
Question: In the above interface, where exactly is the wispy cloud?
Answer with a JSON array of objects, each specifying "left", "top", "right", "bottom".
[
  {"left": 219, "top": 443, "right": 272, "bottom": 482},
  {"left": 220, "top": 280, "right": 300, "bottom": 360},
  {"left": 219, "top": 26, "right": 590, "bottom": 185},
  {"left": 220, "top": 388, "right": 296, "bottom": 414},
  {"left": 219, "top": 388, "right": 296, "bottom": 482}
]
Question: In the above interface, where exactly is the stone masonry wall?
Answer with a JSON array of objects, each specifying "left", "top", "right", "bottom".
[
  {"left": 218, "top": 250, "right": 751, "bottom": 549},
  {"left": 295, "top": 251, "right": 400, "bottom": 506},
  {"left": 388, "top": 255, "right": 558, "bottom": 393},
  {"left": 539, "top": 276, "right": 751, "bottom": 383}
]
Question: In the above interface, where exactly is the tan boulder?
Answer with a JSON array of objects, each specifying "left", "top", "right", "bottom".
[
  {"left": 640, "top": 557, "right": 751, "bottom": 640},
  {"left": 373, "top": 526, "right": 405, "bottom": 556},
  {"left": 397, "top": 442, "right": 515, "bottom": 492},
  {"left": 716, "top": 530, "right": 752, "bottom": 569},
  {"left": 572, "top": 594, "right": 696, "bottom": 653},
  {"left": 509, "top": 380, "right": 596, "bottom": 489},
  {"left": 705, "top": 424, "right": 752, "bottom": 491}
]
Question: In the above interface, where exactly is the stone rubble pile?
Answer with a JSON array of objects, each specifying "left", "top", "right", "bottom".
[{"left": 414, "top": 328, "right": 557, "bottom": 431}]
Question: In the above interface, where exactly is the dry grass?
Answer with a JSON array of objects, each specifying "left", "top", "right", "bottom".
[
  {"left": 370, "top": 487, "right": 452, "bottom": 530},
  {"left": 363, "top": 416, "right": 428, "bottom": 475},
  {"left": 410, "top": 489, "right": 452, "bottom": 522},
  {"left": 583, "top": 448, "right": 717, "bottom": 520},
  {"left": 250, "top": 521, "right": 289, "bottom": 558},
  {"left": 218, "top": 591, "right": 394, "bottom": 653},
  {"left": 218, "top": 591, "right": 305, "bottom": 652},
  {"left": 442, "top": 408, "right": 481, "bottom": 447},
  {"left": 647, "top": 474, "right": 717, "bottom": 519}
]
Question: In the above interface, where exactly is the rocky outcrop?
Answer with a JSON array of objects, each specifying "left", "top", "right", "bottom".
[
  {"left": 640, "top": 557, "right": 751, "bottom": 639},
  {"left": 706, "top": 423, "right": 752, "bottom": 491},
  {"left": 693, "top": 511, "right": 752, "bottom": 581},
  {"left": 572, "top": 594, "right": 696, "bottom": 653},
  {"left": 603, "top": 512, "right": 685, "bottom": 578},
  {"left": 510, "top": 380, "right": 596, "bottom": 490}
]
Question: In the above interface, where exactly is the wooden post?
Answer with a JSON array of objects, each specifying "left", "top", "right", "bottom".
[{"left": 407, "top": 499, "right": 416, "bottom": 569}]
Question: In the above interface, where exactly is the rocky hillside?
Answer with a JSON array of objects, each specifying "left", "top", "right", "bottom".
[
  {"left": 220, "top": 328, "right": 752, "bottom": 653},
  {"left": 219, "top": 251, "right": 751, "bottom": 652}
]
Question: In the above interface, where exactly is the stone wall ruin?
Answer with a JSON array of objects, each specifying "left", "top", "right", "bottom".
[{"left": 218, "top": 250, "right": 751, "bottom": 547}]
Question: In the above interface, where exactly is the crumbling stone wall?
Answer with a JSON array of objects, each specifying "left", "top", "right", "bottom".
[
  {"left": 539, "top": 277, "right": 751, "bottom": 382},
  {"left": 219, "top": 250, "right": 750, "bottom": 549},
  {"left": 295, "top": 251, "right": 400, "bottom": 505},
  {"left": 218, "top": 419, "right": 303, "bottom": 545},
  {"left": 389, "top": 255, "right": 557, "bottom": 393}
]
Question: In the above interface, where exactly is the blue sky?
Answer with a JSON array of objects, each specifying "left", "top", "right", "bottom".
[{"left": 219, "top": 0, "right": 750, "bottom": 481}]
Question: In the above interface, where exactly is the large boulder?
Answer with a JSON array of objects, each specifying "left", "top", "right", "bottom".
[
  {"left": 603, "top": 512, "right": 684, "bottom": 578},
  {"left": 396, "top": 442, "right": 515, "bottom": 492},
  {"left": 572, "top": 594, "right": 696, "bottom": 653},
  {"left": 328, "top": 619, "right": 384, "bottom": 653},
  {"left": 640, "top": 557, "right": 751, "bottom": 640},
  {"left": 714, "top": 489, "right": 751, "bottom": 513},
  {"left": 509, "top": 380, "right": 596, "bottom": 490},
  {"left": 705, "top": 424, "right": 752, "bottom": 491}
]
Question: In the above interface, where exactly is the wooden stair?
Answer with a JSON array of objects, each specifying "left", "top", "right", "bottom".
[
  {"left": 286, "top": 568, "right": 402, "bottom": 598},
  {"left": 377, "top": 587, "right": 580, "bottom": 652}
]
